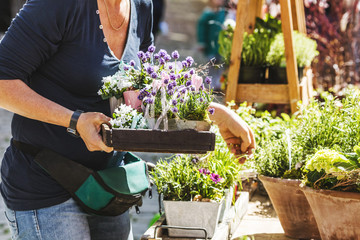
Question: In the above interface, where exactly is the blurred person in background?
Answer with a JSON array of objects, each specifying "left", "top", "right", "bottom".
[{"left": 197, "top": 0, "right": 226, "bottom": 91}]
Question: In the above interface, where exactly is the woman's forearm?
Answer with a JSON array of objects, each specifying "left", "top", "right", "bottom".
[{"left": 0, "top": 79, "right": 73, "bottom": 127}]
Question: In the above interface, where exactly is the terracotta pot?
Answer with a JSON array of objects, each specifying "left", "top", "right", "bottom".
[
  {"left": 123, "top": 90, "right": 142, "bottom": 110},
  {"left": 302, "top": 186, "right": 360, "bottom": 240},
  {"left": 258, "top": 175, "right": 320, "bottom": 239}
]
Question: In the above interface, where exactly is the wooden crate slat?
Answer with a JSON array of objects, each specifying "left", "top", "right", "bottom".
[
  {"left": 102, "top": 125, "right": 216, "bottom": 154},
  {"left": 236, "top": 84, "right": 290, "bottom": 104}
]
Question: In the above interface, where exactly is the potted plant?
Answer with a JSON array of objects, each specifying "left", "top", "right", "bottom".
[
  {"left": 99, "top": 46, "right": 215, "bottom": 131},
  {"left": 266, "top": 31, "right": 319, "bottom": 84},
  {"left": 150, "top": 127, "right": 244, "bottom": 238},
  {"left": 233, "top": 102, "right": 320, "bottom": 239},
  {"left": 218, "top": 14, "right": 281, "bottom": 86},
  {"left": 238, "top": 87, "right": 360, "bottom": 239},
  {"left": 301, "top": 146, "right": 360, "bottom": 240}
]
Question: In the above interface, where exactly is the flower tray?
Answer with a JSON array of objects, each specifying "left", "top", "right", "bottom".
[{"left": 101, "top": 124, "right": 216, "bottom": 154}]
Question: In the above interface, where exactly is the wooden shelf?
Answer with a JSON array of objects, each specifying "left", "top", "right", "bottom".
[
  {"left": 225, "top": 0, "right": 310, "bottom": 114},
  {"left": 235, "top": 84, "right": 290, "bottom": 104}
]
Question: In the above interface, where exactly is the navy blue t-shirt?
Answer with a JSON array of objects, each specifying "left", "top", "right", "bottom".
[{"left": 0, "top": 0, "right": 153, "bottom": 211}]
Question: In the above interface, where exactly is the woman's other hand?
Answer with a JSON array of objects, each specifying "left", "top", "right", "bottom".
[{"left": 209, "top": 102, "right": 255, "bottom": 163}]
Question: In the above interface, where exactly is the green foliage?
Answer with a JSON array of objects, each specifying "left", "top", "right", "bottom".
[
  {"left": 266, "top": 31, "right": 319, "bottom": 67},
  {"left": 235, "top": 87, "right": 360, "bottom": 179},
  {"left": 218, "top": 14, "right": 282, "bottom": 67},
  {"left": 242, "top": 15, "right": 282, "bottom": 66},
  {"left": 218, "top": 24, "right": 234, "bottom": 66}
]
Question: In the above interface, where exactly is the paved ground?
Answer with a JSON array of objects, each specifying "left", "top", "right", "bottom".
[{"left": 231, "top": 192, "right": 293, "bottom": 240}]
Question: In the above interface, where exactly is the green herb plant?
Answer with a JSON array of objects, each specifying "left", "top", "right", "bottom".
[
  {"left": 266, "top": 31, "right": 319, "bottom": 67},
  {"left": 151, "top": 126, "right": 244, "bottom": 201}
]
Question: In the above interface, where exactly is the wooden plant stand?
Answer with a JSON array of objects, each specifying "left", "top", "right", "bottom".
[{"left": 226, "top": 0, "right": 312, "bottom": 113}]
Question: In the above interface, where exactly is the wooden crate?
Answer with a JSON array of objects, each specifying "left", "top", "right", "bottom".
[{"left": 101, "top": 124, "right": 216, "bottom": 154}]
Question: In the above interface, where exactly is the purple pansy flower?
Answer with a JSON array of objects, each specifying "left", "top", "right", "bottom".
[
  {"left": 164, "top": 54, "right": 171, "bottom": 61},
  {"left": 159, "top": 58, "right": 166, "bottom": 65},
  {"left": 146, "top": 66, "right": 154, "bottom": 74},
  {"left": 171, "top": 107, "right": 178, "bottom": 113},
  {"left": 199, "top": 98, "right": 204, "bottom": 102},
  {"left": 123, "top": 65, "right": 130, "bottom": 71},
  {"left": 154, "top": 54, "right": 160, "bottom": 60},
  {"left": 137, "top": 51, "right": 145, "bottom": 60},
  {"left": 151, "top": 90, "right": 157, "bottom": 96},
  {"left": 170, "top": 73, "right": 176, "bottom": 81},
  {"left": 183, "top": 73, "right": 190, "bottom": 79},
  {"left": 210, "top": 173, "right": 223, "bottom": 184},
  {"left": 205, "top": 76, "right": 212, "bottom": 85},
  {"left": 182, "top": 60, "right": 188, "bottom": 68},
  {"left": 189, "top": 69, "right": 195, "bottom": 75},
  {"left": 151, "top": 72, "right": 158, "bottom": 79},
  {"left": 171, "top": 50, "right": 180, "bottom": 59},
  {"left": 186, "top": 56, "right": 194, "bottom": 66},
  {"left": 172, "top": 99, "right": 177, "bottom": 105},
  {"left": 208, "top": 108, "right": 215, "bottom": 115},
  {"left": 199, "top": 168, "right": 210, "bottom": 175},
  {"left": 158, "top": 49, "right": 167, "bottom": 57},
  {"left": 148, "top": 45, "right": 156, "bottom": 53},
  {"left": 185, "top": 80, "right": 192, "bottom": 86},
  {"left": 129, "top": 60, "right": 135, "bottom": 67}
]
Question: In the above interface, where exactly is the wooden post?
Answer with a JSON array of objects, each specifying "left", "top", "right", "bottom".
[
  {"left": 244, "top": 0, "right": 264, "bottom": 33},
  {"left": 280, "top": 0, "right": 300, "bottom": 114},
  {"left": 225, "top": 0, "right": 249, "bottom": 103},
  {"left": 291, "top": 0, "right": 307, "bottom": 34}
]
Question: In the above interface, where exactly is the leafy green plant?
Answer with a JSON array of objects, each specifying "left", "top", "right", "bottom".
[
  {"left": 151, "top": 126, "right": 244, "bottom": 201},
  {"left": 266, "top": 31, "right": 319, "bottom": 67},
  {"left": 218, "top": 14, "right": 281, "bottom": 67},
  {"left": 235, "top": 87, "right": 360, "bottom": 179},
  {"left": 218, "top": 23, "right": 234, "bottom": 66},
  {"left": 304, "top": 145, "right": 360, "bottom": 192}
]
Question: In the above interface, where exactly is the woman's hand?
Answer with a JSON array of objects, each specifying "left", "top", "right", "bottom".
[
  {"left": 76, "top": 112, "right": 114, "bottom": 153},
  {"left": 209, "top": 102, "right": 255, "bottom": 163}
]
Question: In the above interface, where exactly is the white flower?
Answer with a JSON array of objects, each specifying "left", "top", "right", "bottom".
[
  {"left": 223, "top": 19, "right": 236, "bottom": 29},
  {"left": 111, "top": 104, "right": 148, "bottom": 129}
]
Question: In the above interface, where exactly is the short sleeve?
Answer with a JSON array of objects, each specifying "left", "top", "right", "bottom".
[
  {"left": 140, "top": 0, "right": 154, "bottom": 52},
  {"left": 0, "top": 0, "right": 72, "bottom": 83}
]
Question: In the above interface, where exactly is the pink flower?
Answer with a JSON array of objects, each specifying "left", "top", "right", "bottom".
[
  {"left": 152, "top": 80, "right": 162, "bottom": 92},
  {"left": 191, "top": 74, "right": 203, "bottom": 92},
  {"left": 161, "top": 72, "right": 170, "bottom": 85}
]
